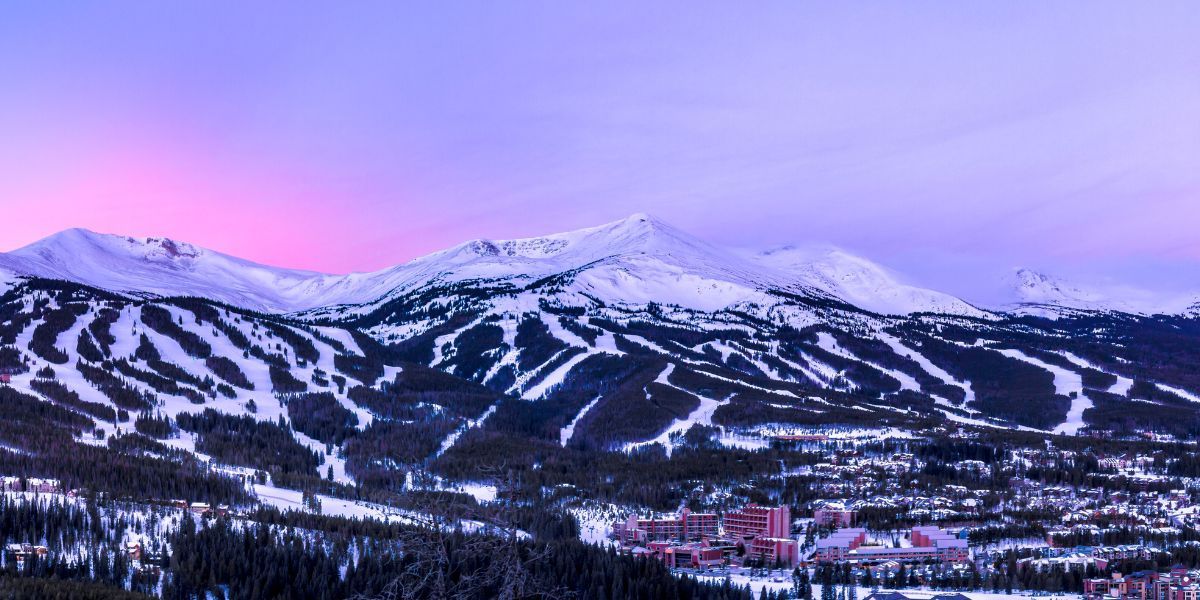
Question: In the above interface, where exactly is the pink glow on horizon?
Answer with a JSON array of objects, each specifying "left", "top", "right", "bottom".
[
  {"left": 2, "top": 124, "right": 448, "bottom": 274},
  {"left": 0, "top": 2, "right": 1197, "bottom": 295}
]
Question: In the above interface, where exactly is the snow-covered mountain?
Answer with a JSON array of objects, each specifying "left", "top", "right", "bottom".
[
  {"left": 5, "top": 213, "right": 1200, "bottom": 463},
  {"left": 749, "top": 245, "right": 990, "bottom": 318},
  {"left": 330, "top": 212, "right": 814, "bottom": 315},
  {"left": 2, "top": 216, "right": 1195, "bottom": 321},
  {"left": 0, "top": 215, "right": 989, "bottom": 318},
  {"left": 1008, "top": 267, "right": 1198, "bottom": 317},
  {"left": 0, "top": 228, "right": 359, "bottom": 312}
]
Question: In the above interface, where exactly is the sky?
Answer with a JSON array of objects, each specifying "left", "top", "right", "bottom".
[{"left": 0, "top": 2, "right": 1197, "bottom": 301}]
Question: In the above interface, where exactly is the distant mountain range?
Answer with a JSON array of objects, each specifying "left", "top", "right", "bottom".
[
  {"left": 2, "top": 213, "right": 1199, "bottom": 464},
  {"left": 3, "top": 214, "right": 1193, "bottom": 318}
]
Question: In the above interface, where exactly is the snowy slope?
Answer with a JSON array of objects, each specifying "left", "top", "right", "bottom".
[
  {"left": 332, "top": 213, "right": 829, "bottom": 315},
  {"left": 4, "top": 217, "right": 1195, "bottom": 321},
  {"left": 1007, "top": 268, "right": 1198, "bottom": 316},
  {"left": 749, "top": 245, "right": 991, "bottom": 318},
  {"left": 0, "top": 217, "right": 809, "bottom": 314},
  {"left": 0, "top": 229, "right": 355, "bottom": 312}
]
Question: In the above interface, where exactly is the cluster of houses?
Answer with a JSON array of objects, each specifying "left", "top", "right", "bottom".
[
  {"left": 0, "top": 366, "right": 24, "bottom": 384},
  {"left": 796, "top": 452, "right": 919, "bottom": 498},
  {"left": 126, "top": 540, "right": 166, "bottom": 575},
  {"left": 814, "top": 526, "right": 970, "bottom": 565},
  {"left": 4, "top": 543, "right": 48, "bottom": 565},
  {"left": 1011, "top": 544, "right": 1169, "bottom": 574},
  {"left": 812, "top": 502, "right": 857, "bottom": 527},
  {"left": 612, "top": 504, "right": 801, "bottom": 568},
  {"left": 0, "top": 476, "right": 61, "bottom": 494},
  {"left": 1084, "top": 568, "right": 1200, "bottom": 600},
  {"left": 862, "top": 593, "right": 972, "bottom": 600},
  {"left": 807, "top": 490, "right": 983, "bottom": 525},
  {"left": 169, "top": 499, "right": 230, "bottom": 518}
]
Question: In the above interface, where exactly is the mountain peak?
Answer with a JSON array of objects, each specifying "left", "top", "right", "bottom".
[
  {"left": 438, "top": 212, "right": 690, "bottom": 262},
  {"left": 1008, "top": 267, "right": 1200, "bottom": 316},
  {"left": 577, "top": 212, "right": 672, "bottom": 240},
  {"left": 1012, "top": 268, "right": 1092, "bottom": 303},
  {"left": 15, "top": 228, "right": 204, "bottom": 264},
  {"left": 619, "top": 212, "right": 655, "bottom": 225},
  {"left": 0, "top": 227, "right": 339, "bottom": 312},
  {"left": 3, "top": 220, "right": 1193, "bottom": 319},
  {"left": 751, "top": 244, "right": 990, "bottom": 318}
]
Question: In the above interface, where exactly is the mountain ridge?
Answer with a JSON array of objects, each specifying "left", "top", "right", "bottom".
[
  {"left": 1007, "top": 267, "right": 1200, "bottom": 317},
  {"left": 1, "top": 215, "right": 1196, "bottom": 318}
]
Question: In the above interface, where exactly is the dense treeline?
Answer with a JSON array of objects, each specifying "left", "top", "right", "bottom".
[
  {"left": 108, "top": 431, "right": 182, "bottom": 457},
  {"left": 134, "top": 412, "right": 176, "bottom": 439},
  {"left": 258, "top": 322, "right": 319, "bottom": 364},
  {"left": 514, "top": 316, "right": 570, "bottom": 371},
  {"left": 160, "top": 515, "right": 754, "bottom": 600},
  {"left": 30, "top": 378, "right": 121, "bottom": 423},
  {"left": 0, "top": 575, "right": 153, "bottom": 600},
  {"left": 379, "top": 363, "right": 498, "bottom": 417},
  {"left": 132, "top": 336, "right": 216, "bottom": 395},
  {"left": 0, "top": 388, "right": 245, "bottom": 504},
  {"left": 347, "top": 385, "right": 436, "bottom": 421},
  {"left": 29, "top": 304, "right": 88, "bottom": 364},
  {"left": 436, "top": 321, "right": 506, "bottom": 382},
  {"left": 0, "top": 345, "right": 27, "bottom": 372},
  {"left": 87, "top": 307, "right": 120, "bottom": 355},
  {"left": 140, "top": 305, "right": 211, "bottom": 359},
  {"left": 111, "top": 359, "right": 206, "bottom": 405},
  {"left": 77, "top": 361, "right": 156, "bottom": 412},
  {"left": 333, "top": 352, "right": 384, "bottom": 386},
  {"left": 436, "top": 428, "right": 792, "bottom": 510},
  {"left": 269, "top": 365, "right": 307, "bottom": 394},
  {"left": 284, "top": 392, "right": 357, "bottom": 445},
  {"left": 344, "top": 418, "right": 457, "bottom": 490},
  {"left": 894, "top": 331, "right": 1069, "bottom": 429},
  {"left": 177, "top": 409, "right": 320, "bottom": 477},
  {"left": 204, "top": 355, "right": 253, "bottom": 389},
  {"left": 77, "top": 329, "right": 106, "bottom": 362}
]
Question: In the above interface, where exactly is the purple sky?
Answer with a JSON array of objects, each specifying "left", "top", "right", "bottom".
[{"left": 1, "top": 2, "right": 1197, "bottom": 298}]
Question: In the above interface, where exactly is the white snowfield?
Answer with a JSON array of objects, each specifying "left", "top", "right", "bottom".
[
  {"left": 0, "top": 214, "right": 991, "bottom": 318},
  {"left": 4, "top": 214, "right": 1195, "bottom": 320},
  {"left": 252, "top": 482, "right": 517, "bottom": 537},
  {"left": 1159, "top": 383, "right": 1200, "bottom": 404},
  {"left": 1057, "top": 351, "right": 1134, "bottom": 396},
  {"left": 750, "top": 245, "right": 992, "bottom": 318},
  {"left": 995, "top": 348, "right": 1093, "bottom": 436},
  {"left": 1009, "top": 267, "right": 1200, "bottom": 316},
  {"left": 816, "top": 332, "right": 920, "bottom": 392},
  {"left": 877, "top": 332, "right": 975, "bottom": 405},
  {"left": 623, "top": 364, "right": 733, "bottom": 457}
]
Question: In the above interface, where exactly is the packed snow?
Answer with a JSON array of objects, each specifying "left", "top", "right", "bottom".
[{"left": 996, "top": 348, "right": 1092, "bottom": 435}]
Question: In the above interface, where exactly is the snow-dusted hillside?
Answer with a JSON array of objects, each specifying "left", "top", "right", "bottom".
[
  {"left": 7, "top": 216, "right": 1195, "bottom": 322},
  {"left": 0, "top": 229, "right": 359, "bottom": 313},
  {"left": 1007, "top": 268, "right": 1198, "bottom": 317},
  {"left": 4, "top": 214, "right": 1200, "bottom": 467},
  {"left": 2, "top": 215, "right": 988, "bottom": 318},
  {"left": 750, "top": 245, "right": 991, "bottom": 318},
  {"left": 322, "top": 213, "right": 827, "bottom": 316}
]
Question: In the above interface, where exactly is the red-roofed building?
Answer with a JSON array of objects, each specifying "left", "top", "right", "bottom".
[
  {"left": 748, "top": 536, "right": 801, "bottom": 567},
  {"left": 726, "top": 504, "right": 790, "bottom": 540},
  {"left": 614, "top": 507, "right": 719, "bottom": 545}
]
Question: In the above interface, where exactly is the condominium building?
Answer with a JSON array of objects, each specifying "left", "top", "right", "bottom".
[
  {"left": 816, "top": 526, "right": 968, "bottom": 564},
  {"left": 725, "top": 504, "right": 790, "bottom": 540}
]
